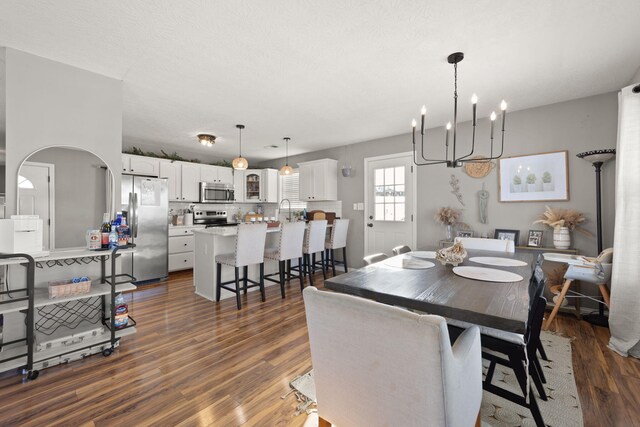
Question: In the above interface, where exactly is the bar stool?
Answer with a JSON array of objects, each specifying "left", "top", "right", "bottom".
[
  {"left": 264, "top": 221, "right": 306, "bottom": 298},
  {"left": 302, "top": 220, "right": 328, "bottom": 287},
  {"left": 325, "top": 219, "right": 349, "bottom": 276},
  {"left": 215, "top": 223, "right": 268, "bottom": 310},
  {"left": 392, "top": 245, "right": 412, "bottom": 255}
]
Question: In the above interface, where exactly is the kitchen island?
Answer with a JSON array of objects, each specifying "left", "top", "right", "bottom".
[{"left": 193, "top": 226, "right": 281, "bottom": 301}]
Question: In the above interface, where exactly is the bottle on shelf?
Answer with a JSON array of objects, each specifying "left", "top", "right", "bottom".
[
  {"left": 117, "top": 212, "right": 130, "bottom": 246},
  {"left": 100, "top": 213, "right": 112, "bottom": 249}
]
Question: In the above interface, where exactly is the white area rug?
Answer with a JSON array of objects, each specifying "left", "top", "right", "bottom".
[{"left": 291, "top": 332, "right": 583, "bottom": 426}]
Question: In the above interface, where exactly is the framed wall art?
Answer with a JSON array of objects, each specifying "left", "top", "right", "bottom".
[
  {"left": 527, "top": 230, "right": 544, "bottom": 247},
  {"left": 498, "top": 150, "right": 569, "bottom": 202},
  {"left": 494, "top": 229, "right": 520, "bottom": 245}
]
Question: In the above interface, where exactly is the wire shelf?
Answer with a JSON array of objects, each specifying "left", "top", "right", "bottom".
[{"left": 35, "top": 296, "right": 102, "bottom": 336}]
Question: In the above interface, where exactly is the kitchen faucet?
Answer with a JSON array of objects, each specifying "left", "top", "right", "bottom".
[{"left": 279, "top": 199, "right": 292, "bottom": 222}]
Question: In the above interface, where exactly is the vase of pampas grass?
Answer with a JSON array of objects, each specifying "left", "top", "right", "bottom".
[{"left": 533, "top": 206, "right": 591, "bottom": 250}]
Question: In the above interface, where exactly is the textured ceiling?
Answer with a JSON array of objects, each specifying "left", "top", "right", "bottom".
[{"left": 1, "top": 1, "right": 639, "bottom": 162}]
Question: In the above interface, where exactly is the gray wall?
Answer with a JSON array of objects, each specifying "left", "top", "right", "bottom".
[
  {"left": 4, "top": 48, "right": 122, "bottom": 215},
  {"left": 29, "top": 148, "right": 107, "bottom": 248},
  {"left": 630, "top": 66, "right": 640, "bottom": 85},
  {"left": 260, "top": 92, "right": 618, "bottom": 269}
]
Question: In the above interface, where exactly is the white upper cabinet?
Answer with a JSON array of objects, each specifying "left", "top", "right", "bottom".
[
  {"left": 180, "top": 162, "right": 201, "bottom": 202},
  {"left": 233, "top": 170, "right": 245, "bottom": 203},
  {"left": 243, "top": 169, "right": 278, "bottom": 203},
  {"left": 298, "top": 159, "right": 338, "bottom": 201},
  {"left": 122, "top": 154, "right": 160, "bottom": 177},
  {"left": 159, "top": 160, "right": 182, "bottom": 202},
  {"left": 200, "top": 164, "right": 234, "bottom": 185}
]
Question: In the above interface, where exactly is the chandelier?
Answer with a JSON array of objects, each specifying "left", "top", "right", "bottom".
[
  {"left": 411, "top": 52, "right": 507, "bottom": 168},
  {"left": 232, "top": 124, "right": 248, "bottom": 170},
  {"left": 197, "top": 134, "right": 216, "bottom": 147}
]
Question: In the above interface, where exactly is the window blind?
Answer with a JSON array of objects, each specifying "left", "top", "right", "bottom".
[{"left": 279, "top": 169, "right": 307, "bottom": 210}]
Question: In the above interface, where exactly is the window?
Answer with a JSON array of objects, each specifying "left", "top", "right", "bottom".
[
  {"left": 374, "top": 166, "right": 405, "bottom": 221},
  {"left": 279, "top": 169, "right": 307, "bottom": 210}
]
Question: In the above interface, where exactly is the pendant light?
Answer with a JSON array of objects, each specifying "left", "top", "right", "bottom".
[
  {"left": 232, "top": 124, "right": 248, "bottom": 170},
  {"left": 280, "top": 137, "right": 293, "bottom": 176}
]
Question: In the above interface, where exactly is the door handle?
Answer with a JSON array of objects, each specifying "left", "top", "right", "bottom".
[
  {"left": 367, "top": 223, "right": 373, "bottom": 228},
  {"left": 133, "top": 193, "right": 139, "bottom": 239}
]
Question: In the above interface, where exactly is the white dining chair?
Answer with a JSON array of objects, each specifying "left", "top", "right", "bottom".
[
  {"left": 215, "top": 223, "right": 268, "bottom": 310},
  {"left": 264, "top": 221, "right": 306, "bottom": 298},
  {"left": 455, "top": 237, "right": 515, "bottom": 253},
  {"left": 304, "top": 286, "right": 482, "bottom": 427},
  {"left": 363, "top": 253, "right": 388, "bottom": 265},
  {"left": 392, "top": 245, "right": 412, "bottom": 255}
]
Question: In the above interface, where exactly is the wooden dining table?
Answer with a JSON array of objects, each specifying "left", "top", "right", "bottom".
[{"left": 323, "top": 249, "right": 538, "bottom": 334}]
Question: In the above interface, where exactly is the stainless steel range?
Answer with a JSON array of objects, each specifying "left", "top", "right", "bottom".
[{"left": 193, "top": 207, "right": 239, "bottom": 227}]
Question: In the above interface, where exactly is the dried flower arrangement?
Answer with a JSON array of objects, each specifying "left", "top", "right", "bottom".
[
  {"left": 434, "top": 207, "right": 469, "bottom": 228},
  {"left": 533, "top": 205, "right": 592, "bottom": 236}
]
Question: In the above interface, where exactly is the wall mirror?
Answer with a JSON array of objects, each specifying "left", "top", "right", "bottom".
[{"left": 17, "top": 146, "right": 115, "bottom": 250}]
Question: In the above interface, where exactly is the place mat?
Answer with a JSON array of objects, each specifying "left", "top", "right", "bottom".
[
  {"left": 384, "top": 256, "right": 435, "bottom": 270},
  {"left": 469, "top": 256, "right": 527, "bottom": 267},
  {"left": 453, "top": 266, "right": 524, "bottom": 283},
  {"left": 409, "top": 251, "right": 437, "bottom": 259}
]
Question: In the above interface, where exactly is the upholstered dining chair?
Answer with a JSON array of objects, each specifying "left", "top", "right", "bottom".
[
  {"left": 392, "top": 245, "right": 412, "bottom": 255},
  {"left": 215, "top": 223, "right": 268, "bottom": 310},
  {"left": 303, "top": 220, "right": 328, "bottom": 287},
  {"left": 304, "top": 286, "right": 483, "bottom": 427},
  {"left": 454, "top": 237, "right": 515, "bottom": 253},
  {"left": 264, "top": 221, "right": 306, "bottom": 298},
  {"left": 362, "top": 253, "right": 388, "bottom": 265}
]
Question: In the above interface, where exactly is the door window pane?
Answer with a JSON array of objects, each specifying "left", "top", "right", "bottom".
[{"left": 372, "top": 166, "right": 406, "bottom": 222}]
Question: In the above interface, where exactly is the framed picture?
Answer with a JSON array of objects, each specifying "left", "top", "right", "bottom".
[
  {"left": 527, "top": 230, "right": 544, "bottom": 247},
  {"left": 494, "top": 229, "right": 520, "bottom": 245},
  {"left": 457, "top": 230, "right": 474, "bottom": 238},
  {"left": 498, "top": 151, "right": 569, "bottom": 202}
]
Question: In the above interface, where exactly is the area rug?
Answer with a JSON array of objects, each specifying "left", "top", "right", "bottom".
[{"left": 289, "top": 332, "right": 583, "bottom": 427}]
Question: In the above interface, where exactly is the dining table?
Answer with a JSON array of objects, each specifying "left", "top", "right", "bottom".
[{"left": 323, "top": 248, "right": 538, "bottom": 334}]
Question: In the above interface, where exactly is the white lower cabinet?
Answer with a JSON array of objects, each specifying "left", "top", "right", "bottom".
[{"left": 168, "top": 226, "right": 202, "bottom": 271}]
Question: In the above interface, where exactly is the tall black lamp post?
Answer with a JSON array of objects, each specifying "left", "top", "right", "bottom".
[{"left": 576, "top": 148, "right": 616, "bottom": 327}]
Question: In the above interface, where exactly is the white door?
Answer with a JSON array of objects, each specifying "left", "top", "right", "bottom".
[
  {"left": 159, "top": 161, "right": 182, "bottom": 201},
  {"left": 18, "top": 162, "right": 55, "bottom": 249},
  {"left": 364, "top": 153, "right": 416, "bottom": 257},
  {"left": 181, "top": 163, "right": 201, "bottom": 202}
]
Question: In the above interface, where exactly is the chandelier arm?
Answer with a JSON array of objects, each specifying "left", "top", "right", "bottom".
[
  {"left": 461, "top": 129, "right": 506, "bottom": 162},
  {"left": 412, "top": 153, "right": 448, "bottom": 166},
  {"left": 416, "top": 133, "right": 447, "bottom": 162},
  {"left": 455, "top": 123, "right": 477, "bottom": 161}
]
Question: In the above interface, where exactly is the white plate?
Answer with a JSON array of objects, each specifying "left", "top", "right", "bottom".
[
  {"left": 469, "top": 256, "right": 527, "bottom": 267},
  {"left": 384, "top": 255, "right": 435, "bottom": 270},
  {"left": 453, "top": 266, "right": 524, "bottom": 283},
  {"left": 409, "top": 251, "right": 437, "bottom": 259}
]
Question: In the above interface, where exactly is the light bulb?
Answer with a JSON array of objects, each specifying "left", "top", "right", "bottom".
[
  {"left": 200, "top": 139, "right": 207, "bottom": 146},
  {"left": 421, "top": 105, "right": 427, "bottom": 115},
  {"left": 411, "top": 119, "right": 417, "bottom": 128},
  {"left": 490, "top": 112, "right": 497, "bottom": 121},
  {"left": 446, "top": 122, "right": 452, "bottom": 130},
  {"left": 501, "top": 100, "right": 507, "bottom": 111},
  {"left": 471, "top": 93, "right": 478, "bottom": 104}
]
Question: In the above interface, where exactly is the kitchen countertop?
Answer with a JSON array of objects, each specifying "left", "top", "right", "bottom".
[{"left": 193, "top": 226, "right": 281, "bottom": 237}]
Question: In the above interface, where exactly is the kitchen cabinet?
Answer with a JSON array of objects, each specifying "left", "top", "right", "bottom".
[
  {"left": 159, "top": 160, "right": 182, "bottom": 201},
  {"left": 200, "top": 164, "right": 234, "bottom": 185},
  {"left": 121, "top": 154, "right": 160, "bottom": 177},
  {"left": 244, "top": 169, "right": 278, "bottom": 203},
  {"left": 159, "top": 160, "right": 200, "bottom": 202},
  {"left": 233, "top": 170, "right": 245, "bottom": 202},
  {"left": 298, "top": 159, "right": 338, "bottom": 201},
  {"left": 168, "top": 226, "right": 203, "bottom": 271}
]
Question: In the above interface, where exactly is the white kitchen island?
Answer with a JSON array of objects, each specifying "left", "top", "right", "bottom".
[{"left": 193, "top": 226, "right": 281, "bottom": 301}]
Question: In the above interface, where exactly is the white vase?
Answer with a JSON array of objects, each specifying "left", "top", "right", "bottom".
[{"left": 553, "top": 227, "right": 571, "bottom": 249}]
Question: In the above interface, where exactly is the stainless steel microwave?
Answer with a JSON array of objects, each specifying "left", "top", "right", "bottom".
[{"left": 199, "top": 182, "right": 235, "bottom": 203}]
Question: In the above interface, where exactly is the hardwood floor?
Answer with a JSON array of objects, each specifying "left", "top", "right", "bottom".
[{"left": 0, "top": 270, "right": 638, "bottom": 427}]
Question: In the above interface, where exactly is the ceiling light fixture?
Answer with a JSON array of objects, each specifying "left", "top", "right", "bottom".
[
  {"left": 197, "top": 134, "right": 216, "bottom": 147},
  {"left": 280, "top": 137, "right": 293, "bottom": 176},
  {"left": 411, "top": 52, "right": 508, "bottom": 168},
  {"left": 232, "top": 124, "right": 248, "bottom": 170}
]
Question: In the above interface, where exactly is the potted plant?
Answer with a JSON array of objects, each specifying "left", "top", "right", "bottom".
[
  {"left": 434, "top": 207, "right": 468, "bottom": 241},
  {"left": 542, "top": 171, "right": 553, "bottom": 191},
  {"left": 526, "top": 173, "right": 537, "bottom": 192},
  {"left": 533, "top": 206, "right": 591, "bottom": 249},
  {"left": 512, "top": 175, "right": 522, "bottom": 192}
]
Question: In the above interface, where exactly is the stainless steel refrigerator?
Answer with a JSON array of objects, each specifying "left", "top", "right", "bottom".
[{"left": 121, "top": 175, "right": 169, "bottom": 283}]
